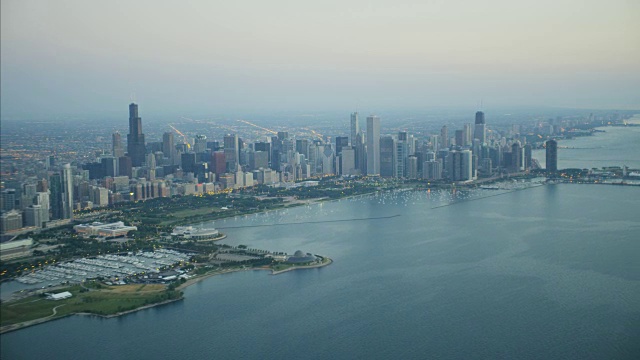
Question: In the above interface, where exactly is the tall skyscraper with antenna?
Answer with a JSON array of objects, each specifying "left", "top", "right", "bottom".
[
  {"left": 127, "top": 103, "right": 146, "bottom": 167},
  {"left": 474, "top": 111, "right": 486, "bottom": 143}
]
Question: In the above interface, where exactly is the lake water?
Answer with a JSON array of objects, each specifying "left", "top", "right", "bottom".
[
  {"left": 2, "top": 183, "right": 639, "bottom": 360},
  {"left": 532, "top": 115, "right": 640, "bottom": 170},
  {"left": 2, "top": 117, "right": 640, "bottom": 359}
]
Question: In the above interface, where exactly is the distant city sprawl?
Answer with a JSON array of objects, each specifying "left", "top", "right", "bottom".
[{"left": 0, "top": 105, "right": 637, "bottom": 236}]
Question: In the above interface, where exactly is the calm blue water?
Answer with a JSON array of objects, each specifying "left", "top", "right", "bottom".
[
  {"left": 2, "top": 184, "right": 639, "bottom": 360},
  {"left": 533, "top": 121, "right": 640, "bottom": 170}
]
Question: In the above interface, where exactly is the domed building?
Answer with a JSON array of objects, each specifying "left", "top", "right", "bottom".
[{"left": 286, "top": 250, "right": 316, "bottom": 264}]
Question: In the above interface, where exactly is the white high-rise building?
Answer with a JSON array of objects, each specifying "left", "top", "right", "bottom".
[
  {"left": 430, "top": 135, "right": 439, "bottom": 151},
  {"left": 61, "top": 164, "right": 74, "bottom": 219},
  {"left": 34, "top": 192, "right": 50, "bottom": 224},
  {"left": 243, "top": 172, "right": 254, "bottom": 187},
  {"left": 91, "top": 186, "right": 109, "bottom": 206},
  {"left": 463, "top": 123, "right": 472, "bottom": 146},
  {"left": 235, "top": 169, "right": 245, "bottom": 188},
  {"left": 340, "top": 147, "right": 356, "bottom": 176},
  {"left": 366, "top": 115, "right": 380, "bottom": 176},
  {"left": 395, "top": 137, "right": 408, "bottom": 178},
  {"left": 321, "top": 146, "right": 335, "bottom": 175}
]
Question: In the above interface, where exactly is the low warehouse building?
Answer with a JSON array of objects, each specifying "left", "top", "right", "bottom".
[
  {"left": 47, "top": 291, "right": 72, "bottom": 300},
  {"left": 74, "top": 221, "right": 137, "bottom": 237}
]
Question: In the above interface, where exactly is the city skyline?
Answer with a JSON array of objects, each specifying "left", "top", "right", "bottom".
[
  {"left": 2, "top": 2, "right": 640, "bottom": 359},
  {"left": 2, "top": 0, "right": 639, "bottom": 119},
  {"left": 3, "top": 100, "right": 635, "bottom": 234}
]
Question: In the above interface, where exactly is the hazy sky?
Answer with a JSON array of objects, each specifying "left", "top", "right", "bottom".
[{"left": 2, "top": 0, "right": 639, "bottom": 118}]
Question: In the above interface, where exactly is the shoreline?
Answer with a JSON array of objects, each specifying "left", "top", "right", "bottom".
[
  {"left": 177, "top": 256, "right": 333, "bottom": 290},
  {"left": 0, "top": 298, "right": 183, "bottom": 334},
  {"left": 1, "top": 257, "right": 332, "bottom": 334}
]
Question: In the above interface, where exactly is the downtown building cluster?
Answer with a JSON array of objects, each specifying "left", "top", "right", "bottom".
[{"left": 1, "top": 103, "right": 559, "bottom": 235}]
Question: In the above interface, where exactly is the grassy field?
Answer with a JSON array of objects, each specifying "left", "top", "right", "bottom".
[{"left": 1, "top": 283, "right": 180, "bottom": 328}]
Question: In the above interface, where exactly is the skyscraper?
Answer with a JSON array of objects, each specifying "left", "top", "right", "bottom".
[
  {"left": 395, "top": 133, "right": 409, "bottom": 178},
  {"left": 118, "top": 156, "right": 133, "bottom": 178},
  {"left": 355, "top": 132, "right": 366, "bottom": 174},
  {"left": 295, "top": 139, "right": 309, "bottom": 159},
  {"left": 112, "top": 132, "right": 125, "bottom": 158},
  {"left": 455, "top": 130, "right": 464, "bottom": 147},
  {"left": 127, "top": 103, "right": 146, "bottom": 167},
  {"left": 162, "top": 132, "right": 175, "bottom": 161},
  {"left": 34, "top": 192, "right": 50, "bottom": 224},
  {"left": 407, "top": 156, "right": 418, "bottom": 179},
  {"left": 350, "top": 112, "right": 359, "bottom": 146},
  {"left": 49, "top": 174, "right": 63, "bottom": 220},
  {"left": 211, "top": 151, "right": 227, "bottom": 176},
  {"left": 194, "top": 135, "right": 208, "bottom": 153},
  {"left": 440, "top": 125, "right": 449, "bottom": 149},
  {"left": 335, "top": 136, "right": 349, "bottom": 156},
  {"left": 340, "top": 147, "right": 356, "bottom": 176},
  {"left": 224, "top": 134, "right": 239, "bottom": 172},
  {"left": 366, "top": 115, "right": 380, "bottom": 176},
  {"left": 511, "top": 142, "right": 522, "bottom": 172},
  {"left": 61, "top": 163, "right": 74, "bottom": 219},
  {"left": 430, "top": 135, "right": 439, "bottom": 151},
  {"left": 254, "top": 142, "right": 271, "bottom": 164},
  {"left": 24, "top": 205, "right": 43, "bottom": 227},
  {"left": 446, "top": 150, "right": 473, "bottom": 181},
  {"left": 181, "top": 153, "right": 197, "bottom": 173},
  {"left": 380, "top": 136, "right": 395, "bottom": 178},
  {"left": 102, "top": 157, "right": 117, "bottom": 178},
  {"left": 524, "top": 144, "right": 532, "bottom": 170},
  {"left": 463, "top": 123, "right": 472, "bottom": 146},
  {"left": 546, "top": 139, "right": 558, "bottom": 174},
  {"left": 474, "top": 111, "right": 486, "bottom": 143},
  {"left": 423, "top": 160, "right": 442, "bottom": 180},
  {"left": 0, "top": 189, "right": 17, "bottom": 211}
]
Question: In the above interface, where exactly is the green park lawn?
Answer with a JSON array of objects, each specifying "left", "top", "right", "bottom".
[{"left": 1, "top": 284, "right": 178, "bottom": 327}]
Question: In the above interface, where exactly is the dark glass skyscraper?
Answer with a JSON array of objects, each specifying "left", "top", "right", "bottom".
[
  {"left": 335, "top": 136, "right": 349, "bottom": 156},
  {"left": 546, "top": 139, "right": 558, "bottom": 174},
  {"left": 49, "top": 173, "right": 64, "bottom": 220},
  {"left": 474, "top": 111, "right": 486, "bottom": 143},
  {"left": 379, "top": 136, "right": 395, "bottom": 178},
  {"left": 127, "top": 103, "right": 146, "bottom": 167},
  {"left": 49, "top": 166, "right": 73, "bottom": 220},
  {"left": 162, "top": 132, "right": 175, "bottom": 160}
]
